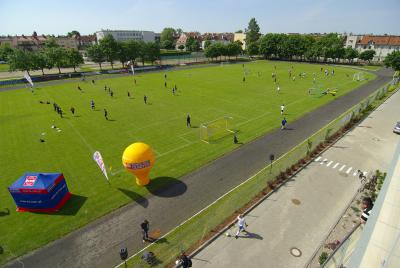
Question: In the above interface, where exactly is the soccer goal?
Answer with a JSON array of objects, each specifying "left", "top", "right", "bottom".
[
  {"left": 200, "top": 116, "right": 235, "bottom": 143},
  {"left": 353, "top": 72, "right": 365, "bottom": 82}
]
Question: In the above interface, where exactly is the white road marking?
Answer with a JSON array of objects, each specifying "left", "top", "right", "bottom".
[
  {"left": 315, "top": 156, "right": 322, "bottom": 162},
  {"left": 326, "top": 161, "right": 333, "bottom": 167},
  {"left": 320, "top": 158, "right": 327, "bottom": 165},
  {"left": 339, "top": 165, "right": 346, "bottom": 171},
  {"left": 332, "top": 163, "right": 339, "bottom": 169},
  {"left": 346, "top": 167, "right": 353, "bottom": 174}
]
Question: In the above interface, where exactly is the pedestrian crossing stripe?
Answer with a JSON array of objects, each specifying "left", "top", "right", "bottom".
[{"left": 314, "top": 157, "right": 366, "bottom": 177}]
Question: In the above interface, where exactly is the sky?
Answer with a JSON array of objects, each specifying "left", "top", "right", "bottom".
[{"left": 1, "top": 0, "right": 399, "bottom": 36}]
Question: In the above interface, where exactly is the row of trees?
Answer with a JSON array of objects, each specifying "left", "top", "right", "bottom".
[
  {"left": 384, "top": 51, "right": 400, "bottom": 71},
  {"left": 244, "top": 18, "right": 376, "bottom": 63},
  {"left": 86, "top": 35, "right": 160, "bottom": 70},
  {"left": 204, "top": 42, "right": 242, "bottom": 61},
  {"left": 5, "top": 39, "right": 83, "bottom": 75}
]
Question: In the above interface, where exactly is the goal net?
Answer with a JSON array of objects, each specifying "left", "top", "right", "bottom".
[
  {"left": 200, "top": 116, "right": 235, "bottom": 143},
  {"left": 353, "top": 72, "right": 365, "bottom": 82}
]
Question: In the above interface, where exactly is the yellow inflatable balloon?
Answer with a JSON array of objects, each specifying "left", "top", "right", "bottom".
[{"left": 122, "top": 142, "right": 155, "bottom": 186}]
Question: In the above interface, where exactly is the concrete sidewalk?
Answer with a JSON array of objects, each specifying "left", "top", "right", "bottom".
[{"left": 192, "top": 90, "right": 400, "bottom": 268}]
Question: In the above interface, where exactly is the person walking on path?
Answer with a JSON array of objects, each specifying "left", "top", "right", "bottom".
[
  {"left": 235, "top": 214, "right": 248, "bottom": 239},
  {"left": 141, "top": 220, "right": 150, "bottom": 242},
  {"left": 186, "top": 114, "right": 191, "bottom": 127},
  {"left": 280, "top": 104, "right": 285, "bottom": 115},
  {"left": 281, "top": 117, "right": 287, "bottom": 130}
]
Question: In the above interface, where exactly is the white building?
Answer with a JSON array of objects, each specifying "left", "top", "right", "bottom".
[
  {"left": 346, "top": 34, "right": 400, "bottom": 62},
  {"left": 95, "top": 30, "right": 156, "bottom": 43}
]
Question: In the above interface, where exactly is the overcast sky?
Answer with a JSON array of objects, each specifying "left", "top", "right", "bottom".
[{"left": 1, "top": 0, "right": 399, "bottom": 36}]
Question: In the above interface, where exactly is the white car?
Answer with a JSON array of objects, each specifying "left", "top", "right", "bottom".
[{"left": 394, "top": 122, "right": 400, "bottom": 134}]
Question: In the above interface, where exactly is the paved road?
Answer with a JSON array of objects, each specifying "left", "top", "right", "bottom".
[
  {"left": 4, "top": 68, "right": 393, "bottom": 268},
  {"left": 192, "top": 84, "right": 400, "bottom": 268}
]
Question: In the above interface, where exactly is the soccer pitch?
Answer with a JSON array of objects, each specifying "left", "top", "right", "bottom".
[{"left": 0, "top": 61, "right": 375, "bottom": 263}]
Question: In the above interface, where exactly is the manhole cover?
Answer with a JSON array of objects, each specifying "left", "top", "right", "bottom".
[
  {"left": 292, "top": 199, "right": 301, "bottom": 205},
  {"left": 290, "top": 247, "right": 302, "bottom": 257}
]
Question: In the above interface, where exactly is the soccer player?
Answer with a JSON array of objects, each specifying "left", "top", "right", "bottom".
[
  {"left": 281, "top": 104, "right": 285, "bottom": 115},
  {"left": 233, "top": 133, "right": 238, "bottom": 144},
  {"left": 172, "top": 87, "right": 175, "bottom": 95},
  {"left": 104, "top": 109, "right": 108, "bottom": 120},
  {"left": 164, "top": 74, "right": 167, "bottom": 79},
  {"left": 144, "top": 95, "right": 147, "bottom": 104},
  {"left": 281, "top": 118, "right": 287, "bottom": 130},
  {"left": 77, "top": 85, "right": 82, "bottom": 91},
  {"left": 134, "top": 79, "right": 137, "bottom": 85},
  {"left": 277, "top": 85, "right": 281, "bottom": 93},
  {"left": 110, "top": 91, "right": 114, "bottom": 97},
  {"left": 128, "top": 91, "right": 131, "bottom": 98},
  {"left": 164, "top": 81, "right": 167, "bottom": 88},
  {"left": 243, "top": 77, "right": 246, "bottom": 82},
  {"left": 91, "top": 100, "right": 95, "bottom": 110},
  {"left": 92, "top": 79, "right": 95, "bottom": 84},
  {"left": 104, "top": 85, "right": 107, "bottom": 91},
  {"left": 70, "top": 107, "right": 75, "bottom": 115},
  {"left": 235, "top": 214, "right": 248, "bottom": 239},
  {"left": 186, "top": 114, "right": 191, "bottom": 127}
]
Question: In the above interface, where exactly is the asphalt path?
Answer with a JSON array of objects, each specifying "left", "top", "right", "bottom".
[{"left": 4, "top": 67, "right": 393, "bottom": 268}]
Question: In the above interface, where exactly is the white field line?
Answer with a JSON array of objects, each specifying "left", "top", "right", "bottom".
[
  {"left": 326, "top": 161, "right": 333, "bottom": 167},
  {"left": 346, "top": 167, "right": 353, "bottom": 174},
  {"left": 113, "top": 139, "right": 299, "bottom": 268},
  {"left": 339, "top": 165, "right": 346, "bottom": 172},
  {"left": 353, "top": 171, "right": 358, "bottom": 176},
  {"left": 332, "top": 163, "right": 339, "bottom": 169},
  {"left": 315, "top": 156, "right": 322, "bottom": 162},
  {"left": 320, "top": 158, "right": 327, "bottom": 165}
]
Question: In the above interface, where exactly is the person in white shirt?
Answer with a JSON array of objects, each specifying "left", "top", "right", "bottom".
[
  {"left": 281, "top": 104, "right": 285, "bottom": 115},
  {"left": 235, "top": 214, "right": 248, "bottom": 239}
]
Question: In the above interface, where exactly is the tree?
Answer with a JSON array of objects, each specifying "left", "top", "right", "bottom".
[
  {"left": 246, "top": 41, "right": 259, "bottom": 56},
  {"left": 124, "top": 40, "right": 141, "bottom": 65},
  {"left": 259, "top": 33, "right": 280, "bottom": 59},
  {"left": 161, "top": 40, "right": 174, "bottom": 50},
  {"left": 178, "top": 44, "right": 185, "bottom": 51},
  {"left": 8, "top": 49, "right": 33, "bottom": 74},
  {"left": 0, "top": 43, "right": 14, "bottom": 62},
  {"left": 205, "top": 43, "right": 221, "bottom": 61},
  {"left": 86, "top": 44, "right": 105, "bottom": 70},
  {"left": 245, "top": 18, "right": 261, "bottom": 44},
  {"left": 384, "top": 51, "right": 400, "bottom": 71},
  {"left": 359, "top": 50, "right": 376, "bottom": 64},
  {"left": 116, "top": 42, "right": 128, "bottom": 67},
  {"left": 185, "top": 37, "right": 200, "bottom": 52},
  {"left": 45, "top": 47, "right": 67, "bottom": 74},
  {"left": 67, "top": 30, "right": 80, "bottom": 37},
  {"left": 31, "top": 50, "right": 52, "bottom": 75},
  {"left": 99, "top": 34, "right": 118, "bottom": 69},
  {"left": 344, "top": 47, "right": 359, "bottom": 63},
  {"left": 204, "top": 40, "right": 212, "bottom": 49},
  {"left": 160, "top": 28, "right": 176, "bottom": 49},
  {"left": 67, "top": 49, "right": 84, "bottom": 72},
  {"left": 44, "top": 37, "right": 59, "bottom": 48},
  {"left": 144, "top": 42, "right": 160, "bottom": 64},
  {"left": 235, "top": 30, "right": 243, "bottom": 33}
]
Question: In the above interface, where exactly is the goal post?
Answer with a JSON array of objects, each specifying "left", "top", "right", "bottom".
[
  {"left": 200, "top": 116, "right": 235, "bottom": 143},
  {"left": 353, "top": 72, "right": 365, "bottom": 82}
]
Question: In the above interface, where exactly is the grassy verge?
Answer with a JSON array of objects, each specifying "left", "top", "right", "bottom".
[{"left": 120, "top": 81, "right": 397, "bottom": 267}]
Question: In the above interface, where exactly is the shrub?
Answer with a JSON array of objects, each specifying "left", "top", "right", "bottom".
[{"left": 319, "top": 252, "right": 329, "bottom": 265}]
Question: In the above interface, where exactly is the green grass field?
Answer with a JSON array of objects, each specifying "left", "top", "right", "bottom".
[{"left": 0, "top": 61, "right": 375, "bottom": 263}]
